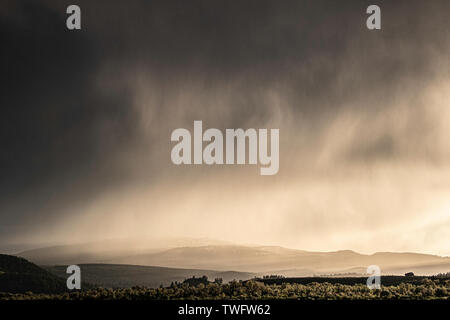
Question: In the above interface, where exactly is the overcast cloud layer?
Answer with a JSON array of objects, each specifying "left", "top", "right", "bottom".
[{"left": 1, "top": 0, "right": 449, "bottom": 255}]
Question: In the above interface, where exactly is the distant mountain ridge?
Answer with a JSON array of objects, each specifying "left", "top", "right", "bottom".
[
  {"left": 16, "top": 237, "right": 232, "bottom": 265},
  {"left": 108, "top": 245, "right": 448, "bottom": 275},
  {"left": 16, "top": 239, "right": 450, "bottom": 276}
]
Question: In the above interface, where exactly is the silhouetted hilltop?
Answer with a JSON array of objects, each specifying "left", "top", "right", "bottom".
[{"left": 0, "top": 254, "right": 66, "bottom": 294}]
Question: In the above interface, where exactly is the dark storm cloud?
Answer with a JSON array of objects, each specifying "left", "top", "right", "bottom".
[
  {"left": 80, "top": 0, "right": 448, "bottom": 109},
  {"left": 347, "top": 134, "right": 396, "bottom": 162},
  {"left": 0, "top": 0, "right": 449, "bottom": 244},
  {"left": 0, "top": 1, "right": 137, "bottom": 232},
  {"left": 79, "top": 0, "right": 449, "bottom": 134}
]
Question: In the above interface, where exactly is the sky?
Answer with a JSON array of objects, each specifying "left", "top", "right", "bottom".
[{"left": 1, "top": 0, "right": 449, "bottom": 255}]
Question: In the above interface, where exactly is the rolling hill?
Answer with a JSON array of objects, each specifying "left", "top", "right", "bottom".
[
  {"left": 0, "top": 254, "right": 67, "bottom": 294},
  {"left": 44, "top": 264, "right": 255, "bottom": 288}
]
